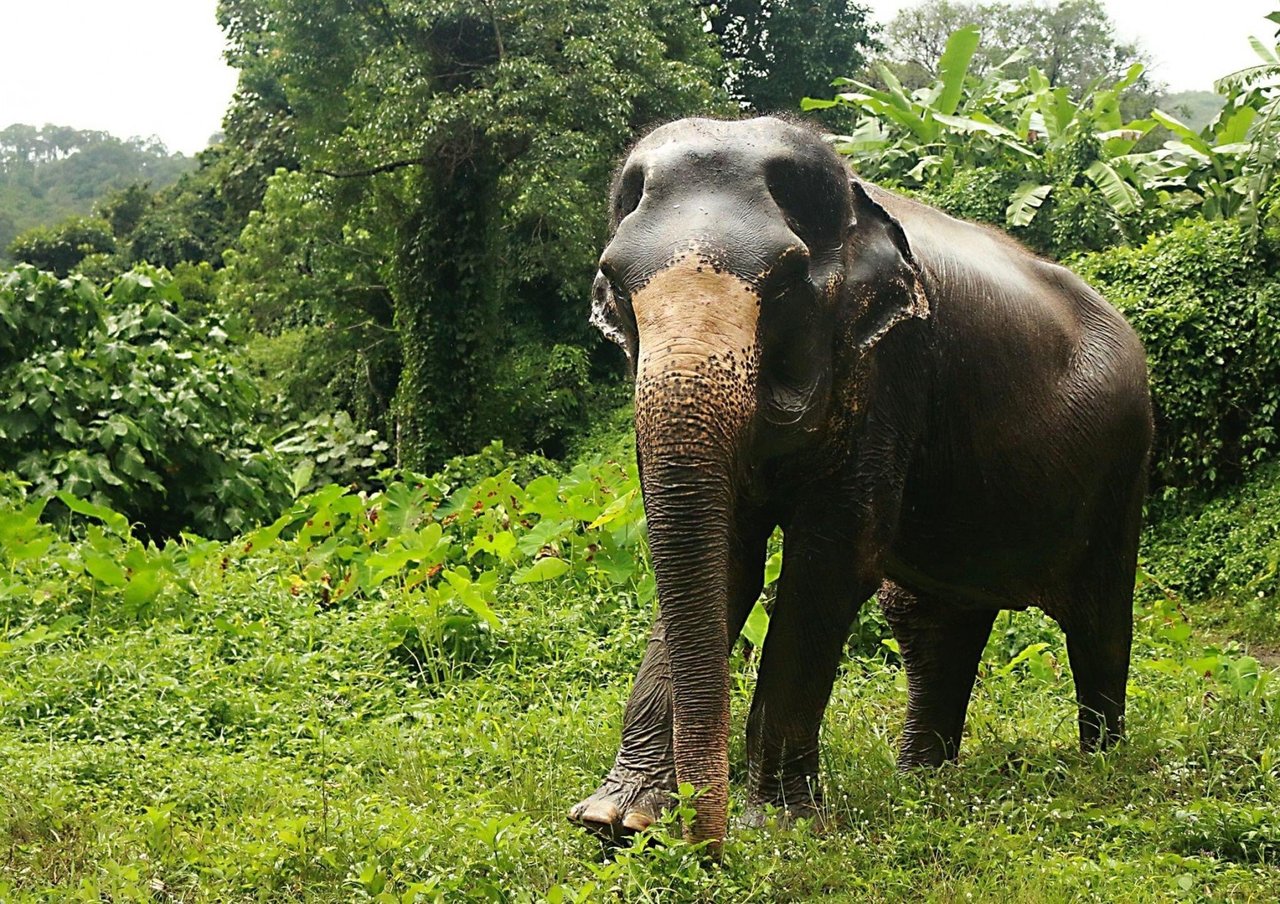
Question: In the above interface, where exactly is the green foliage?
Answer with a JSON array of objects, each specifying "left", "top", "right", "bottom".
[
  {"left": 124, "top": 159, "right": 238, "bottom": 269},
  {"left": 2, "top": 447, "right": 1279, "bottom": 899},
  {"left": 820, "top": 19, "right": 1280, "bottom": 257},
  {"left": 878, "top": 0, "right": 1156, "bottom": 110},
  {"left": 7, "top": 216, "right": 116, "bottom": 277},
  {"left": 220, "top": 169, "right": 400, "bottom": 434},
  {"left": 1143, "top": 458, "right": 1280, "bottom": 644},
  {"left": 217, "top": 0, "right": 727, "bottom": 468},
  {"left": 811, "top": 29, "right": 1164, "bottom": 256},
  {"left": 1211, "top": 15, "right": 1280, "bottom": 231},
  {"left": 482, "top": 343, "right": 595, "bottom": 460},
  {"left": 708, "top": 0, "right": 879, "bottom": 118},
  {"left": 0, "top": 125, "right": 194, "bottom": 263},
  {"left": 0, "top": 266, "right": 289, "bottom": 538},
  {"left": 274, "top": 412, "right": 391, "bottom": 495},
  {"left": 1075, "top": 218, "right": 1280, "bottom": 496}
]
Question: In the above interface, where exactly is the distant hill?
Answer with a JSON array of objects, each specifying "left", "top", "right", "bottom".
[
  {"left": 1160, "top": 90, "right": 1227, "bottom": 133},
  {"left": 0, "top": 124, "right": 196, "bottom": 261}
]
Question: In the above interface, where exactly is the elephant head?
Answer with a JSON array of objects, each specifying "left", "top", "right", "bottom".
[{"left": 590, "top": 117, "right": 928, "bottom": 847}]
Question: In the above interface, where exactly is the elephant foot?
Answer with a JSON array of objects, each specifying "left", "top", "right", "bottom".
[{"left": 568, "top": 765, "right": 674, "bottom": 842}]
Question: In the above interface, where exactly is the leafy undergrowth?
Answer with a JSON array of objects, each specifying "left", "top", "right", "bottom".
[
  {"left": 2, "top": 454, "right": 1279, "bottom": 901},
  {"left": 1142, "top": 458, "right": 1280, "bottom": 655}
]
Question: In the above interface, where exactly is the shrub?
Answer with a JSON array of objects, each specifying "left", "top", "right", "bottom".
[
  {"left": 273, "top": 411, "right": 390, "bottom": 495},
  {"left": 0, "top": 265, "right": 289, "bottom": 538},
  {"left": 1142, "top": 458, "right": 1280, "bottom": 643},
  {"left": 1074, "top": 218, "right": 1280, "bottom": 496},
  {"left": 6, "top": 216, "right": 116, "bottom": 277}
]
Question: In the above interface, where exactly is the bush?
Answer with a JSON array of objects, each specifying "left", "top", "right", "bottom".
[
  {"left": 6, "top": 216, "right": 116, "bottom": 277},
  {"left": 0, "top": 265, "right": 290, "bottom": 538},
  {"left": 484, "top": 343, "right": 595, "bottom": 460},
  {"left": 273, "top": 411, "right": 390, "bottom": 495},
  {"left": 1142, "top": 458, "right": 1280, "bottom": 643},
  {"left": 1074, "top": 218, "right": 1280, "bottom": 496}
]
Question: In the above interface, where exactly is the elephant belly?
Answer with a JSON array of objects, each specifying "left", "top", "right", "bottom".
[{"left": 884, "top": 466, "right": 1098, "bottom": 609}]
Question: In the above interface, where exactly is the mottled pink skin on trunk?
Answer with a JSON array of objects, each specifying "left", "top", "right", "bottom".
[{"left": 630, "top": 259, "right": 761, "bottom": 849}]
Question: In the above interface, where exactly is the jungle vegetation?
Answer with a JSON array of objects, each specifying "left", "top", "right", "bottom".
[{"left": 3, "top": 1, "right": 1280, "bottom": 899}]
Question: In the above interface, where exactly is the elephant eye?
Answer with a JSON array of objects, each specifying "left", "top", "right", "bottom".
[{"left": 613, "top": 166, "right": 644, "bottom": 223}]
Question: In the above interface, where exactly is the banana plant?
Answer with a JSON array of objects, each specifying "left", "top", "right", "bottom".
[
  {"left": 1208, "top": 12, "right": 1280, "bottom": 228},
  {"left": 1002, "top": 63, "right": 1155, "bottom": 226},
  {"left": 809, "top": 25, "right": 1158, "bottom": 234},
  {"left": 804, "top": 27, "right": 1036, "bottom": 184}
]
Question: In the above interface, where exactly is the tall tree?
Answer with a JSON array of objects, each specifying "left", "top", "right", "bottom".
[
  {"left": 216, "top": 0, "right": 727, "bottom": 468},
  {"left": 705, "top": 1, "right": 881, "bottom": 113}
]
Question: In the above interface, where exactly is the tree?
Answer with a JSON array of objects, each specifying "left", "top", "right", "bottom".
[
  {"left": 216, "top": 0, "right": 727, "bottom": 468},
  {"left": 0, "top": 266, "right": 289, "bottom": 538},
  {"left": 0, "top": 124, "right": 194, "bottom": 263},
  {"left": 7, "top": 216, "right": 116, "bottom": 276},
  {"left": 704, "top": 1, "right": 881, "bottom": 114},
  {"left": 96, "top": 183, "right": 155, "bottom": 239}
]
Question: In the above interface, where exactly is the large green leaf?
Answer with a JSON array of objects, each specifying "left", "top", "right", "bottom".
[
  {"left": 1099, "top": 121, "right": 1154, "bottom": 157},
  {"left": 1005, "top": 183, "right": 1053, "bottom": 227},
  {"left": 1085, "top": 161, "right": 1142, "bottom": 215},
  {"left": 1215, "top": 105, "right": 1259, "bottom": 145},
  {"left": 740, "top": 601, "right": 770, "bottom": 648},
  {"left": 513, "top": 556, "right": 572, "bottom": 584},
  {"left": 55, "top": 491, "right": 130, "bottom": 536},
  {"left": 932, "top": 112, "right": 1018, "bottom": 138},
  {"left": 935, "top": 25, "right": 980, "bottom": 116},
  {"left": 1152, "top": 109, "right": 1209, "bottom": 153},
  {"left": 1249, "top": 35, "right": 1280, "bottom": 65}
]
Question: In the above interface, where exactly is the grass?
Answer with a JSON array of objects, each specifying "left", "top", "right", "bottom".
[{"left": 2, "top": 455, "right": 1279, "bottom": 901}]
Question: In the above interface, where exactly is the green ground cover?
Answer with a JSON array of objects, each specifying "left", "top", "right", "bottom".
[{"left": 2, "top": 451, "right": 1278, "bottom": 901}]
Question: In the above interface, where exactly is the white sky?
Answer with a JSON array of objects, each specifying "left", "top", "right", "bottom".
[
  {"left": 0, "top": 1, "right": 1275, "bottom": 154},
  {"left": 0, "top": 1, "right": 236, "bottom": 155}
]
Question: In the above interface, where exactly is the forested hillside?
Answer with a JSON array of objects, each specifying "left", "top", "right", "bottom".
[
  {"left": 3, "top": 1, "right": 1280, "bottom": 899},
  {"left": 0, "top": 125, "right": 194, "bottom": 261}
]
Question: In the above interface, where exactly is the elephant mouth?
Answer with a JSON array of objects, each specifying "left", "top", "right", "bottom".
[{"left": 761, "top": 370, "right": 827, "bottom": 426}]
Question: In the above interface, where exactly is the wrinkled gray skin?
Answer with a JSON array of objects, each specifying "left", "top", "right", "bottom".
[{"left": 569, "top": 117, "right": 1153, "bottom": 852}]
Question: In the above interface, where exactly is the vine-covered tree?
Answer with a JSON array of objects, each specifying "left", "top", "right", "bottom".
[{"left": 216, "top": 0, "right": 728, "bottom": 468}]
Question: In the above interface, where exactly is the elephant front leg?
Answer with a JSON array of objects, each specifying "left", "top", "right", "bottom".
[
  {"left": 568, "top": 619, "right": 678, "bottom": 839},
  {"left": 569, "top": 521, "right": 769, "bottom": 842},
  {"left": 744, "top": 527, "right": 874, "bottom": 826}
]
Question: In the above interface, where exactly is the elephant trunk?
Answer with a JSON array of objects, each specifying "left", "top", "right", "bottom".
[
  {"left": 636, "top": 393, "right": 742, "bottom": 851},
  {"left": 624, "top": 253, "right": 763, "bottom": 850}
]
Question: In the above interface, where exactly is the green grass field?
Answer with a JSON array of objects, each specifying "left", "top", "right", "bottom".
[{"left": 2, "top": 454, "right": 1279, "bottom": 901}]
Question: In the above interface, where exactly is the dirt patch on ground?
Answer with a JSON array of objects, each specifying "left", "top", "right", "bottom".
[{"left": 1248, "top": 644, "right": 1280, "bottom": 668}]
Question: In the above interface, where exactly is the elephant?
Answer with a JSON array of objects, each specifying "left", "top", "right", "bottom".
[{"left": 568, "top": 116, "right": 1153, "bottom": 851}]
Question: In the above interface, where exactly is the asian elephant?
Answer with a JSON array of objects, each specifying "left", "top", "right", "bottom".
[{"left": 569, "top": 117, "right": 1152, "bottom": 851}]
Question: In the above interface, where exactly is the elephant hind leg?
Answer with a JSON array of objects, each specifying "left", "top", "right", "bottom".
[
  {"left": 881, "top": 582, "right": 997, "bottom": 768},
  {"left": 1061, "top": 602, "right": 1132, "bottom": 751},
  {"left": 1053, "top": 476, "right": 1144, "bottom": 752},
  {"left": 1056, "top": 552, "right": 1139, "bottom": 751}
]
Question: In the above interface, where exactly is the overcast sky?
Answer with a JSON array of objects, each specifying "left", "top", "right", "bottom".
[{"left": 0, "top": 1, "right": 1275, "bottom": 155}]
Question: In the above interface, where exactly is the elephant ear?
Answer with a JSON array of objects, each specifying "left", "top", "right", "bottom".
[
  {"left": 590, "top": 270, "right": 637, "bottom": 369},
  {"left": 844, "top": 180, "right": 930, "bottom": 350}
]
